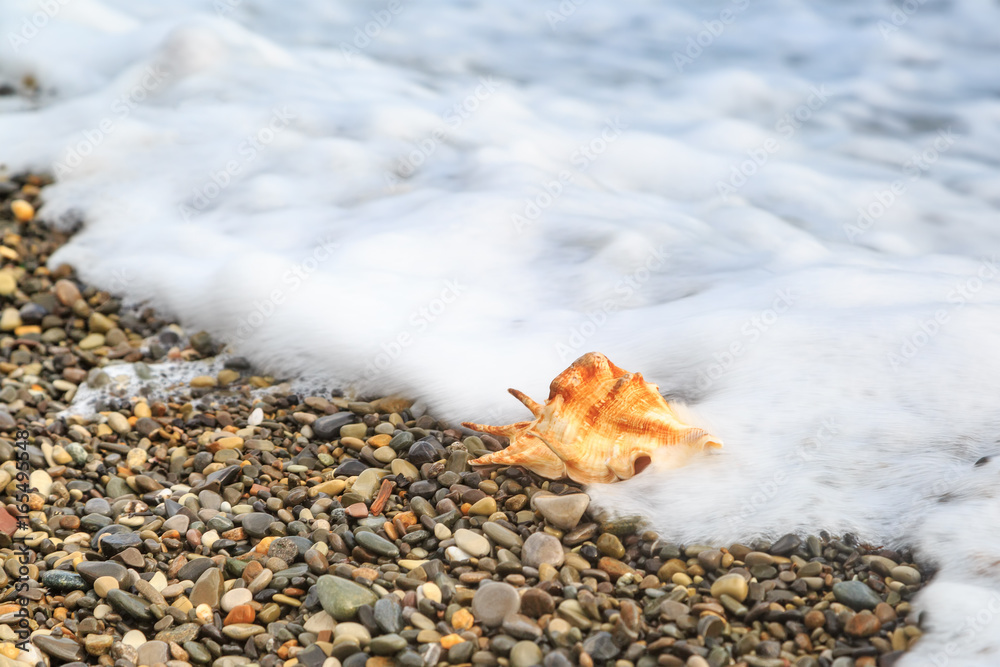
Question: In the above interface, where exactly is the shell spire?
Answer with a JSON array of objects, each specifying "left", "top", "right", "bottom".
[{"left": 463, "top": 352, "right": 722, "bottom": 484}]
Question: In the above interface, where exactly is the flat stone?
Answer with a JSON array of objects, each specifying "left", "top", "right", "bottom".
[
  {"left": 317, "top": 574, "right": 378, "bottom": 620},
  {"left": 710, "top": 573, "right": 749, "bottom": 602},
  {"left": 94, "top": 576, "right": 119, "bottom": 598},
  {"left": 99, "top": 531, "right": 142, "bottom": 557},
  {"left": 77, "top": 560, "right": 128, "bottom": 585},
  {"left": 154, "top": 623, "right": 201, "bottom": 644},
  {"left": 163, "top": 514, "right": 190, "bottom": 533},
  {"left": 533, "top": 494, "right": 590, "bottom": 530},
  {"left": 582, "top": 631, "right": 619, "bottom": 661},
  {"left": 177, "top": 558, "right": 218, "bottom": 583},
  {"left": 221, "top": 587, "right": 252, "bottom": 612},
  {"left": 190, "top": 567, "right": 224, "bottom": 608},
  {"left": 472, "top": 582, "right": 520, "bottom": 626},
  {"left": 241, "top": 512, "right": 275, "bottom": 538},
  {"left": 184, "top": 641, "right": 212, "bottom": 664},
  {"left": 833, "top": 580, "right": 882, "bottom": 611},
  {"left": 374, "top": 596, "right": 403, "bottom": 634},
  {"left": 334, "top": 621, "right": 371, "bottom": 643},
  {"left": 122, "top": 629, "right": 146, "bottom": 648},
  {"left": 520, "top": 588, "right": 555, "bottom": 618},
  {"left": 890, "top": 565, "right": 921, "bottom": 585},
  {"left": 509, "top": 640, "right": 543, "bottom": 667},
  {"left": 503, "top": 613, "right": 543, "bottom": 640},
  {"left": 482, "top": 522, "right": 522, "bottom": 549},
  {"left": 107, "top": 589, "right": 154, "bottom": 621},
  {"left": 522, "top": 532, "right": 565, "bottom": 569},
  {"left": 83, "top": 498, "right": 112, "bottom": 516},
  {"left": 303, "top": 611, "right": 337, "bottom": 634},
  {"left": 222, "top": 624, "right": 265, "bottom": 640},
  {"left": 769, "top": 533, "right": 801, "bottom": 556},
  {"left": 41, "top": 570, "right": 88, "bottom": 592},
  {"left": 312, "top": 413, "right": 354, "bottom": 440},
  {"left": 33, "top": 635, "right": 85, "bottom": 662},
  {"left": 454, "top": 529, "right": 490, "bottom": 557},
  {"left": 846, "top": 612, "right": 882, "bottom": 638},
  {"left": 137, "top": 641, "right": 169, "bottom": 666},
  {"left": 355, "top": 531, "right": 400, "bottom": 558},
  {"left": 370, "top": 634, "right": 407, "bottom": 655}
]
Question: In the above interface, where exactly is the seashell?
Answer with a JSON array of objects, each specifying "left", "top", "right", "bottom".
[{"left": 463, "top": 352, "right": 722, "bottom": 484}]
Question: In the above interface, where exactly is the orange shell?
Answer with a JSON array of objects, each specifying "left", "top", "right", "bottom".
[{"left": 463, "top": 352, "right": 722, "bottom": 484}]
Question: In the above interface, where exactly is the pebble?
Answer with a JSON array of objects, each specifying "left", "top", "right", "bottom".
[
  {"left": 454, "top": 528, "right": 491, "bottom": 557},
  {"left": 221, "top": 587, "right": 253, "bottom": 611},
  {"left": 317, "top": 574, "right": 379, "bottom": 620},
  {"left": 891, "top": 565, "right": 922, "bottom": 584},
  {"left": 710, "top": 573, "right": 749, "bottom": 602},
  {"left": 472, "top": 582, "right": 521, "bottom": 626},
  {"left": 521, "top": 532, "right": 565, "bottom": 569},
  {"left": 94, "top": 575, "right": 119, "bottom": 597},
  {"left": 509, "top": 641, "right": 543, "bottom": 667},
  {"left": 355, "top": 530, "right": 400, "bottom": 557},
  {"left": 533, "top": 493, "right": 590, "bottom": 530},
  {"left": 833, "top": 580, "right": 883, "bottom": 611}
]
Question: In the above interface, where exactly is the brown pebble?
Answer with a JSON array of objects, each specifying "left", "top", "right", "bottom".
[
  {"left": 804, "top": 610, "right": 826, "bottom": 630},
  {"left": 846, "top": 612, "right": 882, "bottom": 638}
]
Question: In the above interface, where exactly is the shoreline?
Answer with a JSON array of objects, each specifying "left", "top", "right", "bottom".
[{"left": 1, "top": 173, "right": 926, "bottom": 667}]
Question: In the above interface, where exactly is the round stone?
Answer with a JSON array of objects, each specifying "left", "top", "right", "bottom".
[
  {"left": 710, "top": 573, "right": 749, "bottom": 602},
  {"left": 122, "top": 629, "right": 147, "bottom": 649},
  {"left": 472, "top": 582, "right": 520, "bottom": 627},
  {"left": 221, "top": 587, "right": 253, "bottom": 612},
  {"left": 94, "top": 576, "right": 119, "bottom": 598},
  {"left": 509, "top": 640, "right": 544, "bottom": 667},
  {"left": 521, "top": 532, "right": 565, "bottom": 569},
  {"left": 846, "top": 612, "right": 882, "bottom": 638}
]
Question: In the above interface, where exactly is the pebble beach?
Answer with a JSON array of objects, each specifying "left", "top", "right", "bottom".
[{"left": 2, "top": 175, "right": 932, "bottom": 667}]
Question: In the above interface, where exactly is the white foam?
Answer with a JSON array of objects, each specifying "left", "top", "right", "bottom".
[{"left": 4, "top": 1, "right": 1000, "bottom": 662}]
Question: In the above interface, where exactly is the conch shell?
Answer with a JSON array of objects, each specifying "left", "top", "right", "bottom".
[{"left": 463, "top": 352, "right": 722, "bottom": 484}]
